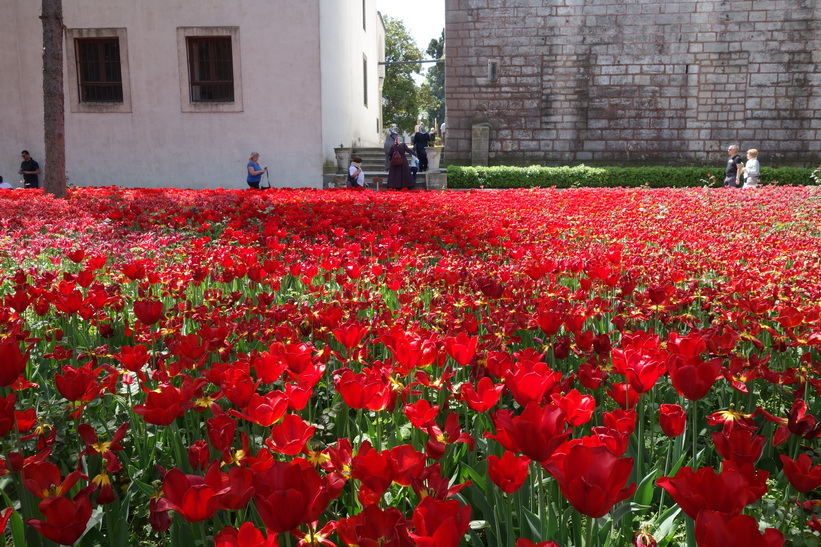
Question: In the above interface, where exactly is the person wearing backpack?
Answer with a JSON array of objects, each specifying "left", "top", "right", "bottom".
[{"left": 386, "top": 137, "right": 416, "bottom": 190}]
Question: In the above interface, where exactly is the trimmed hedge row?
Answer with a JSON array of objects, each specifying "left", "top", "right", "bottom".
[{"left": 446, "top": 165, "right": 816, "bottom": 189}]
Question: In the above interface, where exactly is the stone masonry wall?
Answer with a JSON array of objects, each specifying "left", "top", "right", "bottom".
[{"left": 444, "top": 0, "right": 821, "bottom": 166}]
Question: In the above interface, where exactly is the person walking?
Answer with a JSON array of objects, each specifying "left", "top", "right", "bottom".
[
  {"left": 724, "top": 145, "right": 743, "bottom": 188},
  {"left": 246, "top": 152, "right": 267, "bottom": 189},
  {"left": 413, "top": 125, "right": 431, "bottom": 172},
  {"left": 741, "top": 149, "right": 760, "bottom": 189},
  {"left": 386, "top": 137, "right": 416, "bottom": 190},
  {"left": 18, "top": 150, "right": 40, "bottom": 189}
]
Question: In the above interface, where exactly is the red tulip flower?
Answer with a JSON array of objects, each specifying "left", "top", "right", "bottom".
[
  {"left": 551, "top": 389, "right": 595, "bottom": 427},
  {"left": 486, "top": 403, "right": 571, "bottom": 462},
  {"left": 666, "top": 354, "right": 722, "bottom": 401},
  {"left": 404, "top": 399, "right": 440, "bottom": 429},
  {"left": 410, "top": 497, "right": 472, "bottom": 547},
  {"left": 460, "top": 377, "right": 504, "bottom": 413},
  {"left": 334, "top": 368, "right": 394, "bottom": 411},
  {"left": 158, "top": 463, "right": 230, "bottom": 522},
  {"left": 216, "top": 465, "right": 256, "bottom": 511},
  {"left": 114, "top": 344, "right": 150, "bottom": 373},
  {"left": 0, "top": 338, "right": 27, "bottom": 387},
  {"left": 27, "top": 493, "right": 93, "bottom": 545},
  {"left": 253, "top": 460, "right": 330, "bottom": 533},
  {"left": 656, "top": 465, "right": 763, "bottom": 519},
  {"left": 229, "top": 391, "right": 289, "bottom": 427},
  {"left": 23, "top": 462, "right": 86, "bottom": 500},
  {"left": 336, "top": 504, "right": 413, "bottom": 547},
  {"left": 133, "top": 298, "right": 164, "bottom": 325},
  {"left": 787, "top": 399, "right": 821, "bottom": 440},
  {"left": 488, "top": 451, "right": 530, "bottom": 494},
  {"left": 606, "top": 382, "right": 640, "bottom": 410},
  {"left": 215, "top": 522, "right": 278, "bottom": 547},
  {"left": 542, "top": 441, "right": 636, "bottom": 518},
  {"left": 443, "top": 332, "right": 478, "bottom": 366},
  {"left": 333, "top": 321, "right": 370, "bottom": 350},
  {"left": 387, "top": 444, "right": 427, "bottom": 487},
  {"left": 505, "top": 360, "right": 562, "bottom": 407},
  {"left": 134, "top": 380, "right": 195, "bottom": 426},
  {"left": 78, "top": 422, "right": 128, "bottom": 472},
  {"left": 659, "top": 404, "right": 686, "bottom": 437},
  {"left": 266, "top": 414, "right": 315, "bottom": 455},
  {"left": 351, "top": 442, "right": 393, "bottom": 495},
  {"left": 0, "top": 393, "right": 18, "bottom": 438},
  {"left": 711, "top": 427, "right": 766, "bottom": 466},
  {"left": 55, "top": 363, "right": 102, "bottom": 403},
  {"left": 695, "top": 511, "right": 784, "bottom": 547},
  {"left": 780, "top": 453, "right": 821, "bottom": 493},
  {"left": 207, "top": 413, "right": 238, "bottom": 452}
]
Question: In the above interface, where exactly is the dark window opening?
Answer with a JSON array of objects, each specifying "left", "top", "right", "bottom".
[
  {"left": 76, "top": 38, "right": 123, "bottom": 102},
  {"left": 363, "top": 56, "right": 368, "bottom": 107},
  {"left": 187, "top": 37, "right": 234, "bottom": 102}
]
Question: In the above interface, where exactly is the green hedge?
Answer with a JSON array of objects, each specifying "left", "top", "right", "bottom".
[{"left": 446, "top": 165, "right": 815, "bottom": 189}]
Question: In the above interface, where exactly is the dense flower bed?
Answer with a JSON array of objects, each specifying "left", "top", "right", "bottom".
[{"left": 0, "top": 186, "right": 819, "bottom": 546}]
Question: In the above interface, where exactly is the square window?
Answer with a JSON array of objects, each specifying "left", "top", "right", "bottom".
[
  {"left": 76, "top": 38, "right": 123, "bottom": 102},
  {"left": 186, "top": 37, "right": 235, "bottom": 102},
  {"left": 65, "top": 28, "right": 131, "bottom": 113},
  {"left": 177, "top": 27, "right": 242, "bottom": 113}
]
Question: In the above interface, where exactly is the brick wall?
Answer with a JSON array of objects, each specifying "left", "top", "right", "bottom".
[{"left": 444, "top": 0, "right": 821, "bottom": 166}]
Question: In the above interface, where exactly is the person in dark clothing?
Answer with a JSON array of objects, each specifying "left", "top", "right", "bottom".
[
  {"left": 19, "top": 150, "right": 40, "bottom": 189},
  {"left": 386, "top": 138, "right": 416, "bottom": 190},
  {"left": 724, "top": 145, "right": 742, "bottom": 188},
  {"left": 412, "top": 126, "right": 431, "bottom": 171}
]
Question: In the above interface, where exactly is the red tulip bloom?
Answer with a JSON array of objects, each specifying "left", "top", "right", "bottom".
[
  {"left": 410, "top": 462, "right": 470, "bottom": 501},
  {"left": 711, "top": 427, "right": 766, "bottom": 466},
  {"left": 611, "top": 332, "right": 667, "bottom": 393},
  {"left": 488, "top": 451, "right": 530, "bottom": 494},
  {"left": 229, "top": 391, "right": 289, "bottom": 427},
  {"left": 486, "top": 403, "right": 571, "bottom": 462},
  {"left": 425, "top": 411, "right": 475, "bottom": 460},
  {"left": 542, "top": 442, "right": 636, "bottom": 518},
  {"left": 443, "top": 332, "right": 478, "bottom": 366},
  {"left": 658, "top": 404, "right": 686, "bottom": 437},
  {"left": 351, "top": 442, "right": 393, "bottom": 495},
  {"left": 695, "top": 511, "right": 784, "bottom": 547},
  {"left": 334, "top": 368, "right": 394, "bottom": 411},
  {"left": 387, "top": 444, "right": 427, "bottom": 487},
  {"left": 666, "top": 354, "right": 722, "bottom": 401},
  {"left": 114, "top": 344, "right": 150, "bottom": 373},
  {"left": 410, "top": 497, "right": 471, "bottom": 547},
  {"left": 333, "top": 321, "right": 370, "bottom": 350},
  {"left": 158, "top": 463, "right": 230, "bottom": 522},
  {"left": 253, "top": 460, "right": 330, "bottom": 533},
  {"left": 780, "top": 453, "right": 821, "bottom": 493},
  {"left": 134, "top": 380, "right": 195, "bottom": 426},
  {"left": 216, "top": 465, "right": 256, "bottom": 511},
  {"left": 207, "top": 413, "right": 238, "bottom": 452},
  {"left": 133, "top": 298, "right": 164, "bottom": 325},
  {"left": 606, "top": 382, "right": 640, "bottom": 410},
  {"left": 23, "top": 462, "right": 86, "bottom": 500},
  {"left": 551, "top": 389, "right": 595, "bottom": 427},
  {"left": 266, "top": 414, "right": 315, "bottom": 455},
  {"left": 78, "top": 422, "right": 128, "bottom": 472},
  {"left": 404, "top": 399, "right": 440, "bottom": 429},
  {"left": 27, "top": 493, "right": 93, "bottom": 545},
  {"left": 336, "top": 504, "right": 413, "bottom": 547},
  {"left": 55, "top": 362, "right": 102, "bottom": 403},
  {"left": 0, "top": 338, "right": 27, "bottom": 387},
  {"left": 188, "top": 440, "right": 210, "bottom": 471},
  {"left": 787, "top": 399, "right": 821, "bottom": 440},
  {"left": 505, "top": 360, "right": 562, "bottom": 407},
  {"left": 656, "top": 465, "right": 762, "bottom": 519},
  {"left": 460, "top": 377, "right": 504, "bottom": 413},
  {"left": 215, "top": 522, "right": 278, "bottom": 547},
  {"left": 0, "top": 393, "right": 18, "bottom": 438}
]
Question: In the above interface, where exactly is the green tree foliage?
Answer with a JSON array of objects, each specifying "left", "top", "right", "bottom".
[
  {"left": 382, "top": 16, "right": 423, "bottom": 135},
  {"left": 419, "top": 29, "right": 445, "bottom": 132}
]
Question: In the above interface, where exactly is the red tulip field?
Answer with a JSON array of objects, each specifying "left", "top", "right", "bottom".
[{"left": 0, "top": 186, "right": 819, "bottom": 546}]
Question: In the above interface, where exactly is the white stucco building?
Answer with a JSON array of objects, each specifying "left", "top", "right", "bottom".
[{"left": 1, "top": 0, "right": 385, "bottom": 189}]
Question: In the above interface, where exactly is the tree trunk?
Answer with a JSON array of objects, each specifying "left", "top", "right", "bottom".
[{"left": 42, "top": 0, "right": 66, "bottom": 198}]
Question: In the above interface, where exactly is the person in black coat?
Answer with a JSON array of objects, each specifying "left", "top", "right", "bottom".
[
  {"left": 412, "top": 126, "right": 431, "bottom": 171},
  {"left": 386, "top": 138, "right": 416, "bottom": 190}
]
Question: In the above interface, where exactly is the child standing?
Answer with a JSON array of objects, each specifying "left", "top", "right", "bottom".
[
  {"left": 409, "top": 154, "right": 419, "bottom": 183},
  {"left": 742, "top": 149, "right": 760, "bottom": 189}
]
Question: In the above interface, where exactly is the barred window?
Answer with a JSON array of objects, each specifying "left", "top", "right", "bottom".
[
  {"left": 76, "top": 38, "right": 123, "bottom": 103},
  {"left": 186, "top": 37, "right": 234, "bottom": 102}
]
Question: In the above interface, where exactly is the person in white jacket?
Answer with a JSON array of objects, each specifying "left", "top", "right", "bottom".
[{"left": 741, "top": 149, "right": 760, "bottom": 189}]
